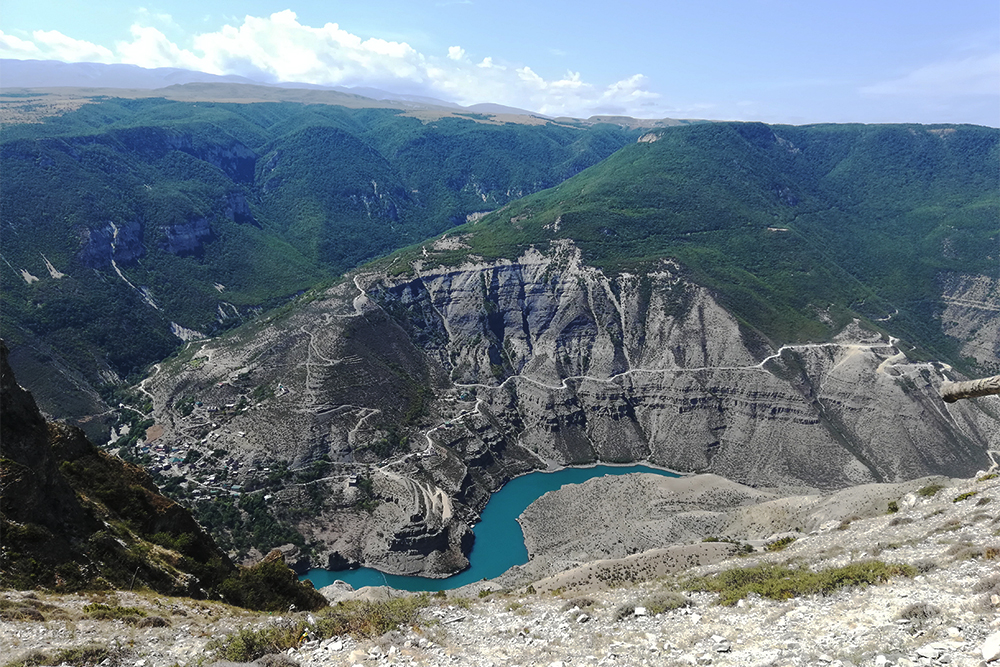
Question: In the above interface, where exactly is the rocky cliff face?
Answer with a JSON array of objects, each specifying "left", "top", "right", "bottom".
[
  {"left": 77, "top": 220, "right": 146, "bottom": 268},
  {"left": 159, "top": 217, "right": 214, "bottom": 255},
  {"left": 370, "top": 244, "right": 995, "bottom": 488},
  {"left": 107, "top": 127, "right": 257, "bottom": 183},
  {"left": 142, "top": 243, "right": 999, "bottom": 576}
]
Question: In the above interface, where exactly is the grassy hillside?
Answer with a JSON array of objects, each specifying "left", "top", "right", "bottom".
[{"left": 379, "top": 122, "right": 999, "bottom": 361}]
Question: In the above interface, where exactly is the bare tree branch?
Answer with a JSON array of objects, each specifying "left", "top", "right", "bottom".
[{"left": 940, "top": 375, "right": 1000, "bottom": 403}]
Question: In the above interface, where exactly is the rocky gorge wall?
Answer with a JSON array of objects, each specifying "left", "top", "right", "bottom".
[
  {"left": 143, "top": 243, "right": 1000, "bottom": 576},
  {"left": 372, "top": 244, "right": 998, "bottom": 489}
]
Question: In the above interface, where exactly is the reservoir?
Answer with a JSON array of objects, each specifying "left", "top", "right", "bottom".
[{"left": 301, "top": 464, "right": 678, "bottom": 591}]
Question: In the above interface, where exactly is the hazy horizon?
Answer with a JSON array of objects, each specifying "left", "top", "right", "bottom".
[{"left": 2, "top": 1, "right": 998, "bottom": 127}]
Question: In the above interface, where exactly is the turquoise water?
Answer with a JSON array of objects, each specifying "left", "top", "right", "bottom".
[{"left": 300, "top": 464, "right": 678, "bottom": 592}]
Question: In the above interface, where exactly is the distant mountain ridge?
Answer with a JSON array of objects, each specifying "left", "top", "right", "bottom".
[
  {"left": 0, "top": 59, "right": 543, "bottom": 116},
  {"left": 0, "top": 59, "right": 263, "bottom": 89}
]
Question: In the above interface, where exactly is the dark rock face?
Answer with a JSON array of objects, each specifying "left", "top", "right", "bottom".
[
  {"left": 326, "top": 551, "right": 359, "bottom": 571},
  {"left": 160, "top": 217, "right": 214, "bottom": 255},
  {"left": 224, "top": 191, "right": 256, "bottom": 225},
  {"left": 76, "top": 220, "right": 145, "bottom": 268}
]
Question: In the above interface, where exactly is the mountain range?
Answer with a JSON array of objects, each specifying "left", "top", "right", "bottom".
[{"left": 1, "top": 66, "right": 998, "bottom": 578}]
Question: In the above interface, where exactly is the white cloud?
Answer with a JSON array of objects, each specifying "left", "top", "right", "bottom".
[
  {"left": 0, "top": 31, "right": 41, "bottom": 58},
  {"left": 117, "top": 25, "right": 202, "bottom": 70},
  {"left": 862, "top": 52, "right": 1000, "bottom": 97},
  {"left": 0, "top": 12, "right": 666, "bottom": 118},
  {"left": 17, "top": 29, "right": 117, "bottom": 63}
]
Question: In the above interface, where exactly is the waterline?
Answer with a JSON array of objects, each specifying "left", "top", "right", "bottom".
[{"left": 301, "top": 464, "right": 678, "bottom": 592}]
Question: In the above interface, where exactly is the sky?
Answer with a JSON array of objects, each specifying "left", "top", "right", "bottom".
[{"left": 1, "top": 0, "right": 998, "bottom": 126}]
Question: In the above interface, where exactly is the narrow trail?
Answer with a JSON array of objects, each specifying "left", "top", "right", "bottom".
[
  {"left": 135, "top": 363, "right": 161, "bottom": 413},
  {"left": 450, "top": 340, "right": 904, "bottom": 394}
]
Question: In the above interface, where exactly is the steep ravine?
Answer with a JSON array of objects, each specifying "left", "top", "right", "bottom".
[{"left": 141, "top": 243, "right": 1000, "bottom": 577}]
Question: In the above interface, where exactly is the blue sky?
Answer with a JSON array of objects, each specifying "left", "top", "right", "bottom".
[{"left": 2, "top": 0, "right": 998, "bottom": 125}]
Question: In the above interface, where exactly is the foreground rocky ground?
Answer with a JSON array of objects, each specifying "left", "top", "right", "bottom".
[{"left": 3, "top": 473, "right": 999, "bottom": 667}]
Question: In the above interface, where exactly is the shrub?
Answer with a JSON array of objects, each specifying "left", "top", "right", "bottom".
[
  {"left": 560, "top": 597, "right": 596, "bottom": 612},
  {"left": 933, "top": 518, "right": 962, "bottom": 533},
  {"left": 702, "top": 537, "right": 755, "bottom": 554},
  {"left": 83, "top": 603, "right": 147, "bottom": 624},
  {"left": 212, "top": 596, "right": 428, "bottom": 662},
  {"left": 917, "top": 484, "right": 944, "bottom": 498},
  {"left": 135, "top": 615, "right": 170, "bottom": 628},
  {"left": 684, "top": 560, "right": 916, "bottom": 606},
  {"left": 898, "top": 602, "right": 939, "bottom": 621},
  {"left": 315, "top": 596, "right": 427, "bottom": 639},
  {"left": 612, "top": 603, "right": 635, "bottom": 621},
  {"left": 953, "top": 491, "right": 978, "bottom": 503},
  {"left": 211, "top": 624, "right": 302, "bottom": 662},
  {"left": 217, "top": 556, "right": 327, "bottom": 612},
  {"left": 973, "top": 573, "right": 1000, "bottom": 594},
  {"left": 641, "top": 592, "right": 690, "bottom": 615},
  {"left": 977, "top": 473, "right": 998, "bottom": 482},
  {"left": 0, "top": 606, "right": 45, "bottom": 621},
  {"left": 5, "top": 645, "right": 129, "bottom": 667},
  {"left": 887, "top": 501, "right": 899, "bottom": 514},
  {"left": 765, "top": 536, "right": 797, "bottom": 552}
]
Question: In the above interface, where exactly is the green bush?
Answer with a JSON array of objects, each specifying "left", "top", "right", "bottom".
[
  {"left": 917, "top": 484, "right": 945, "bottom": 498},
  {"left": 315, "top": 596, "right": 427, "bottom": 637},
  {"left": 953, "top": 491, "right": 978, "bottom": 503},
  {"left": 641, "top": 592, "right": 690, "bottom": 615},
  {"left": 211, "top": 624, "right": 303, "bottom": 662},
  {"left": 684, "top": 560, "right": 916, "bottom": 606},
  {"left": 211, "top": 595, "right": 429, "bottom": 662},
  {"left": 765, "top": 536, "right": 797, "bottom": 552},
  {"left": 5, "top": 645, "right": 128, "bottom": 667},
  {"left": 217, "top": 557, "right": 327, "bottom": 612}
]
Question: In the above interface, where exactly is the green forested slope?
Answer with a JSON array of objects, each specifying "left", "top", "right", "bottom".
[
  {"left": 379, "top": 122, "right": 999, "bottom": 359},
  {"left": 0, "top": 95, "right": 640, "bottom": 426}
]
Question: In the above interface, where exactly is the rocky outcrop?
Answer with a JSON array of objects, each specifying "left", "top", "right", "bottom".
[
  {"left": 159, "top": 217, "right": 214, "bottom": 255},
  {"left": 223, "top": 191, "right": 256, "bottom": 225},
  {"left": 293, "top": 469, "right": 475, "bottom": 577},
  {"left": 370, "top": 244, "right": 762, "bottom": 387},
  {"left": 370, "top": 245, "right": 996, "bottom": 489},
  {"left": 77, "top": 220, "right": 145, "bottom": 268},
  {"left": 514, "top": 472, "right": 955, "bottom": 586},
  {"left": 106, "top": 127, "right": 257, "bottom": 183}
]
